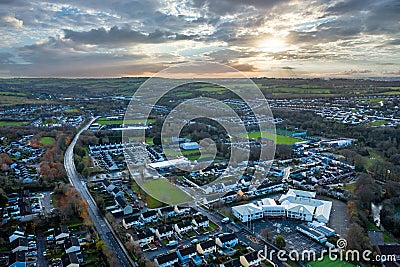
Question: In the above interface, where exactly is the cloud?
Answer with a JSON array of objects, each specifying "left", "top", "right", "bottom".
[
  {"left": 191, "top": 0, "right": 289, "bottom": 16},
  {"left": 281, "top": 66, "right": 295, "bottom": 70},
  {"left": 63, "top": 26, "right": 200, "bottom": 45},
  {"left": 228, "top": 62, "right": 259, "bottom": 72},
  {"left": 0, "top": 15, "right": 23, "bottom": 28}
]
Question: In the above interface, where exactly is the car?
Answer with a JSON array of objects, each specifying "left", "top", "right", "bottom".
[
  {"left": 221, "top": 217, "right": 230, "bottom": 224},
  {"left": 167, "top": 240, "right": 178, "bottom": 246},
  {"left": 191, "top": 239, "right": 198, "bottom": 244}
]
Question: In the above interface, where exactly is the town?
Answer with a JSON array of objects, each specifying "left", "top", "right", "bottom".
[{"left": 0, "top": 78, "right": 399, "bottom": 267}]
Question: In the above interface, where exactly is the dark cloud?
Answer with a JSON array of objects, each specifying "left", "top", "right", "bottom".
[
  {"left": 228, "top": 62, "right": 259, "bottom": 72},
  {"left": 205, "top": 49, "right": 260, "bottom": 63},
  {"left": 191, "top": 0, "right": 289, "bottom": 15},
  {"left": 63, "top": 26, "right": 200, "bottom": 45},
  {"left": 281, "top": 66, "right": 295, "bottom": 70}
]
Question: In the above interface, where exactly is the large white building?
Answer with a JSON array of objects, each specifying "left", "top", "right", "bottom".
[
  {"left": 231, "top": 203, "right": 263, "bottom": 223},
  {"left": 231, "top": 189, "right": 332, "bottom": 223},
  {"left": 279, "top": 189, "right": 332, "bottom": 223}
]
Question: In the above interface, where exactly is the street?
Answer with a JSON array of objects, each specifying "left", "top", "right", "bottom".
[{"left": 64, "top": 117, "right": 135, "bottom": 267}]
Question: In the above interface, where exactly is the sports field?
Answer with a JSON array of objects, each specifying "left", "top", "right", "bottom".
[
  {"left": 141, "top": 178, "right": 192, "bottom": 205},
  {"left": 246, "top": 131, "right": 304, "bottom": 145},
  {"left": 40, "top": 136, "right": 55, "bottom": 146},
  {"left": 97, "top": 117, "right": 155, "bottom": 125}
]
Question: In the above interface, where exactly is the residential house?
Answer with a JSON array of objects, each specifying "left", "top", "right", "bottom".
[
  {"left": 216, "top": 234, "right": 238, "bottom": 248},
  {"left": 158, "top": 206, "right": 175, "bottom": 219},
  {"left": 61, "top": 252, "right": 80, "bottom": 267},
  {"left": 9, "top": 227, "right": 25, "bottom": 243},
  {"left": 112, "top": 188, "right": 124, "bottom": 198},
  {"left": 154, "top": 252, "right": 179, "bottom": 267},
  {"left": 177, "top": 245, "right": 197, "bottom": 263},
  {"left": 174, "top": 221, "right": 193, "bottom": 235},
  {"left": 54, "top": 225, "right": 70, "bottom": 241},
  {"left": 192, "top": 215, "right": 209, "bottom": 229},
  {"left": 115, "top": 196, "right": 133, "bottom": 215},
  {"left": 137, "top": 230, "right": 154, "bottom": 247},
  {"left": 8, "top": 251, "right": 26, "bottom": 267},
  {"left": 64, "top": 236, "right": 80, "bottom": 254},
  {"left": 240, "top": 251, "right": 262, "bottom": 267},
  {"left": 174, "top": 206, "right": 191, "bottom": 214},
  {"left": 197, "top": 240, "right": 216, "bottom": 255},
  {"left": 122, "top": 215, "right": 143, "bottom": 229},
  {"left": 102, "top": 179, "right": 115, "bottom": 192},
  {"left": 256, "top": 181, "right": 284, "bottom": 195},
  {"left": 140, "top": 210, "right": 158, "bottom": 223},
  {"left": 155, "top": 225, "right": 174, "bottom": 240},
  {"left": 11, "top": 238, "right": 28, "bottom": 253}
]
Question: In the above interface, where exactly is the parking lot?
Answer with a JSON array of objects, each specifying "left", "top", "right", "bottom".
[{"left": 252, "top": 218, "right": 326, "bottom": 253}]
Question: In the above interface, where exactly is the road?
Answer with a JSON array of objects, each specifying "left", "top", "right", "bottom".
[{"left": 64, "top": 117, "right": 136, "bottom": 267}]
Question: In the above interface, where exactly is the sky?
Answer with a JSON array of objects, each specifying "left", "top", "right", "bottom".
[{"left": 0, "top": 0, "right": 399, "bottom": 78}]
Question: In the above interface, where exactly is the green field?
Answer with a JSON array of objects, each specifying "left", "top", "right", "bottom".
[
  {"left": 367, "top": 120, "right": 387, "bottom": 127},
  {"left": 363, "top": 148, "right": 384, "bottom": 170},
  {"left": 198, "top": 86, "right": 227, "bottom": 94},
  {"left": 308, "top": 255, "right": 356, "bottom": 267},
  {"left": 40, "top": 136, "right": 55, "bottom": 146},
  {"left": 0, "top": 91, "right": 27, "bottom": 96},
  {"left": 65, "top": 108, "right": 81, "bottom": 113},
  {"left": 0, "top": 121, "right": 26, "bottom": 127},
  {"left": 97, "top": 118, "right": 155, "bottom": 125},
  {"left": 141, "top": 178, "right": 192, "bottom": 205},
  {"left": 246, "top": 131, "right": 304, "bottom": 145}
]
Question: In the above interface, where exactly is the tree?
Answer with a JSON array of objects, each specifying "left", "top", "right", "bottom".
[
  {"left": 275, "top": 235, "right": 286, "bottom": 249},
  {"left": 260, "top": 227, "right": 272, "bottom": 241}
]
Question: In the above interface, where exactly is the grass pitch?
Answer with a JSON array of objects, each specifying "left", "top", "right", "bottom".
[{"left": 141, "top": 178, "right": 192, "bottom": 205}]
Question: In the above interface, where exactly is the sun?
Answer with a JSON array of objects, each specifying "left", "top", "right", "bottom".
[{"left": 256, "top": 38, "right": 288, "bottom": 53}]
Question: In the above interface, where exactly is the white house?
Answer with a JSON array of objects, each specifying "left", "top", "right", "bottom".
[
  {"left": 216, "top": 234, "right": 238, "bottom": 248},
  {"left": 197, "top": 240, "right": 216, "bottom": 255},
  {"left": 137, "top": 230, "right": 154, "bottom": 247},
  {"left": 174, "top": 221, "right": 192, "bottom": 235},
  {"left": 240, "top": 251, "right": 262, "bottom": 267},
  {"left": 140, "top": 210, "right": 158, "bottom": 223},
  {"left": 155, "top": 225, "right": 174, "bottom": 240},
  {"left": 158, "top": 206, "right": 175, "bottom": 218},
  {"left": 192, "top": 215, "right": 209, "bottom": 229},
  {"left": 122, "top": 215, "right": 143, "bottom": 229}
]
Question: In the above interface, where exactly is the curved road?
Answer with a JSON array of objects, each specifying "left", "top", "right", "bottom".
[{"left": 64, "top": 117, "right": 135, "bottom": 267}]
